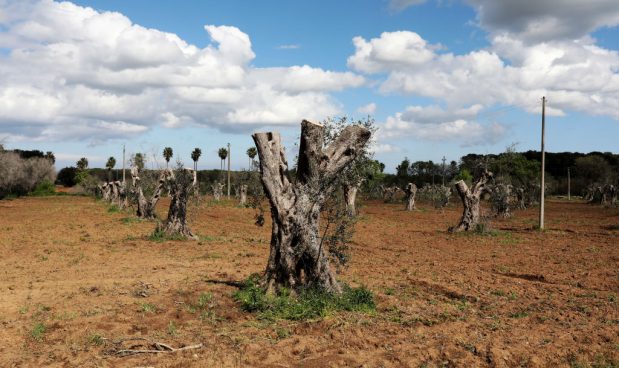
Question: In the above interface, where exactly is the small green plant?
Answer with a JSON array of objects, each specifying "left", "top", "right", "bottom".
[
  {"left": 509, "top": 310, "right": 529, "bottom": 319},
  {"left": 88, "top": 333, "right": 104, "bottom": 346},
  {"left": 19, "top": 306, "right": 29, "bottom": 314},
  {"left": 233, "top": 275, "right": 375, "bottom": 321},
  {"left": 107, "top": 205, "right": 120, "bottom": 213},
  {"left": 148, "top": 228, "right": 187, "bottom": 242},
  {"left": 167, "top": 321, "right": 177, "bottom": 335},
  {"left": 140, "top": 303, "right": 157, "bottom": 313},
  {"left": 31, "top": 322, "right": 46, "bottom": 341},
  {"left": 29, "top": 179, "right": 56, "bottom": 196}
]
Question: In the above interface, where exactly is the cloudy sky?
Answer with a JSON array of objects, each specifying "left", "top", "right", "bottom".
[{"left": 1, "top": 0, "right": 618, "bottom": 171}]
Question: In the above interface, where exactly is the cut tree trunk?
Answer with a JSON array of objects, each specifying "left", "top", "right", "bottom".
[
  {"left": 515, "top": 187, "right": 526, "bottom": 210},
  {"left": 239, "top": 184, "right": 248, "bottom": 206},
  {"left": 131, "top": 167, "right": 168, "bottom": 219},
  {"left": 212, "top": 182, "right": 224, "bottom": 201},
  {"left": 253, "top": 120, "right": 371, "bottom": 294},
  {"left": 404, "top": 183, "right": 417, "bottom": 211},
  {"left": 342, "top": 183, "right": 359, "bottom": 216},
  {"left": 101, "top": 183, "right": 110, "bottom": 201},
  {"left": 449, "top": 169, "right": 493, "bottom": 232},
  {"left": 490, "top": 184, "right": 511, "bottom": 218},
  {"left": 156, "top": 168, "right": 197, "bottom": 239}
]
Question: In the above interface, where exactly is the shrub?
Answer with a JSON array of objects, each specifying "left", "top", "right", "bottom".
[
  {"left": 0, "top": 151, "right": 56, "bottom": 199},
  {"left": 30, "top": 179, "right": 56, "bottom": 196},
  {"left": 56, "top": 167, "right": 78, "bottom": 187}
]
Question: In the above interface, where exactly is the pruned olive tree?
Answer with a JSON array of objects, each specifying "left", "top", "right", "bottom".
[
  {"left": 155, "top": 166, "right": 198, "bottom": 239},
  {"left": 490, "top": 183, "right": 511, "bottom": 218},
  {"left": 211, "top": 182, "right": 224, "bottom": 201},
  {"left": 449, "top": 169, "right": 493, "bottom": 232},
  {"left": 252, "top": 119, "right": 371, "bottom": 294},
  {"left": 404, "top": 183, "right": 417, "bottom": 211},
  {"left": 323, "top": 117, "right": 376, "bottom": 217},
  {"left": 130, "top": 166, "right": 168, "bottom": 219},
  {"left": 239, "top": 184, "right": 248, "bottom": 206}
]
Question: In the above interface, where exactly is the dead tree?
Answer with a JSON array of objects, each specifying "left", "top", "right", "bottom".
[
  {"left": 131, "top": 166, "right": 168, "bottom": 219},
  {"left": 239, "top": 184, "right": 248, "bottom": 206},
  {"left": 156, "top": 168, "right": 197, "bottom": 239},
  {"left": 211, "top": 182, "right": 224, "bottom": 201},
  {"left": 404, "top": 183, "right": 417, "bottom": 211},
  {"left": 449, "top": 169, "right": 493, "bottom": 232},
  {"left": 252, "top": 120, "right": 371, "bottom": 294}
]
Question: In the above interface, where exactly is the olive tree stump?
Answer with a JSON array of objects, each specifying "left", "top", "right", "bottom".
[
  {"left": 404, "top": 183, "right": 417, "bottom": 211},
  {"left": 212, "top": 182, "right": 224, "bottom": 202},
  {"left": 449, "top": 169, "right": 493, "bottom": 232},
  {"left": 131, "top": 166, "right": 168, "bottom": 219},
  {"left": 342, "top": 182, "right": 360, "bottom": 216},
  {"left": 239, "top": 184, "right": 248, "bottom": 206},
  {"left": 252, "top": 120, "right": 371, "bottom": 294},
  {"left": 156, "top": 168, "right": 198, "bottom": 239}
]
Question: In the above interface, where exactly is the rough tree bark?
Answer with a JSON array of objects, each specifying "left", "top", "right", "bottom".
[
  {"left": 602, "top": 184, "right": 617, "bottom": 207},
  {"left": 515, "top": 187, "right": 526, "bottom": 210},
  {"left": 101, "top": 183, "right": 111, "bottom": 201},
  {"left": 239, "top": 184, "right": 248, "bottom": 206},
  {"left": 490, "top": 183, "right": 511, "bottom": 218},
  {"left": 131, "top": 167, "right": 168, "bottom": 219},
  {"left": 109, "top": 181, "right": 120, "bottom": 205},
  {"left": 211, "top": 182, "right": 224, "bottom": 201},
  {"left": 156, "top": 168, "right": 198, "bottom": 239},
  {"left": 342, "top": 182, "right": 360, "bottom": 216},
  {"left": 404, "top": 183, "right": 417, "bottom": 211},
  {"left": 449, "top": 169, "right": 493, "bottom": 232},
  {"left": 252, "top": 120, "right": 371, "bottom": 294}
]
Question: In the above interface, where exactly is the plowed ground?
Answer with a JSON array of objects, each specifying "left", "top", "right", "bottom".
[{"left": 0, "top": 195, "right": 617, "bottom": 367}]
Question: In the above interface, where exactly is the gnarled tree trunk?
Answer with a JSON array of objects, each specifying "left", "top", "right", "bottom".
[
  {"left": 156, "top": 168, "right": 197, "bottom": 239},
  {"left": 449, "top": 169, "right": 493, "bottom": 232},
  {"left": 212, "top": 182, "right": 224, "bottom": 201},
  {"left": 490, "top": 183, "right": 511, "bottom": 218},
  {"left": 253, "top": 120, "right": 371, "bottom": 294},
  {"left": 515, "top": 187, "right": 526, "bottom": 210},
  {"left": 101, "top": 183, "right": 111, "bottom": 201},
  {"left": 342, "top": 182, "right": 359, "bottom": 216},
  {"left": 131, "top": 167, "right": 168, "bottom": 219},
  {"left": 404, "top": 183, "right": 417, "bottom": 211},
  {"left": 239, "top": 184, "right": 248, "bottom": 206}
]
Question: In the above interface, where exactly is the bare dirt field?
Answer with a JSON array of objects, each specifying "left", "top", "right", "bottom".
[{"left": 0, "top": 195, "right": 617, "bottom": 367}]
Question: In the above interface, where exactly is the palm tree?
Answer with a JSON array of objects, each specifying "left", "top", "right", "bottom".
[
  {"left": 131, "top": 153, "right": 145, "bottom": 171},
  {"left": 191, "top": 148, "right": 202, "bottom": 171},
  {"left": 163, "top": 147, "right": 173, "bottom": 168},
  {"left": 106, "top": 156, "right": 116, "bottom": 181},
  {"left": 76, "top": 157, "right": 89, "bottom": 171},
  {"left": 246, "top": 147, "right": 257, "bottom": 170},
  {"left": 218, "top": 147, "right": 228, "bottom": 171}
]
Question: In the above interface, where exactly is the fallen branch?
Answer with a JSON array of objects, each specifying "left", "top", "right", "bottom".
[{"left": 106, "top": 337, "right": 203, "bottom": 357}]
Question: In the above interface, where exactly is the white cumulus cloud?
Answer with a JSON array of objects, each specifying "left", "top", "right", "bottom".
[{"left": 0, "top": 0, "right": 365, "bottom": 144}]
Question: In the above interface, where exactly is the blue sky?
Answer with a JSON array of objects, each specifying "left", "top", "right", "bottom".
[{"left": 1, "top": 0, "right": 618, "bottom": 172}]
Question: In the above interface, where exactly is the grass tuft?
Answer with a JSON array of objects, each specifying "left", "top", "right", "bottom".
[
  {"left": 30, "top": 322, "right": 46, "bottom": 341},
  {"left": 233, "top": 275, "right": 375, "bottom": 321}
]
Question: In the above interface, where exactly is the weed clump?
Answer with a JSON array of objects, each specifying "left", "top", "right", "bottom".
[{"left": 233, "top": 275, "right": 375, "bottom": 321}]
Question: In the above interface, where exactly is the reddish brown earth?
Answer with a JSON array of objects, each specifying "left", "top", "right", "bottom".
[{"left": 0, "top": 195, "right": 617, "bottom": 367}]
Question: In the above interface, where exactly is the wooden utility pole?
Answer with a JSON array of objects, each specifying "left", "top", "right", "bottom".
[
  {"left": 539, "top": 96, "right": 546, "bottom": 230},
  {"left": 567, "top": 167, "right": 571, "bottom": 201},
  {"left": 442, "top": 156, "right": 446, "bottom": 186},
  {"left": 227, "top": 142, "right": 231, "bottom": 197},
  {"left": 122, "top": 144, "right": 126, "bottom": 184}
]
